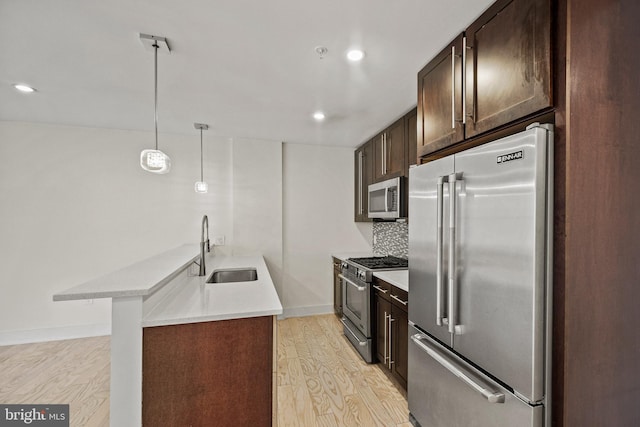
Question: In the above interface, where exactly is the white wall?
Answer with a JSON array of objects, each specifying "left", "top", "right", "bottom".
[
  {"left": 281, "top": 143, "right": 372, "bottom": 317},
  {"left": 231, "top": 139, "right": 283, "bottom": 295},
  {"left": 0, "top": 121, "right": 234, "bottom": 344},
  {"left": 0, "top": 121, "right": 371, "bottom": 343}
]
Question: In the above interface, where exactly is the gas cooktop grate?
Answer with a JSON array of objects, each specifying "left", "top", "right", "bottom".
[{"left": 348, "top": 256, "right": 408, "bottom": 270}]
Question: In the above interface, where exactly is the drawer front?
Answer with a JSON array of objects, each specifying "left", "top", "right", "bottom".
[
  {"left": 372, "top": 278, "right": 392, "bottom": 299},
  {"left": 389, "top": 286, "right": 408, "bottom": 310}
]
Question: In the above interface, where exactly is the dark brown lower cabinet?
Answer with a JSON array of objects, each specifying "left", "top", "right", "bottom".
[
  {"left": 142, "top": 316, "right": 274, "bottom": 427},
  {"left": 373, "top": 277, "right": 408, "bottom": 390},
  {"left": 333, "top": 257, "right": 342, "bottom": 317}
]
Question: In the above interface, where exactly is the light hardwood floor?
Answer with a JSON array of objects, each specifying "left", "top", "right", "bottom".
[
  {"left": 0, "top": 335, "right": 110, "bottom": 426},
  {"left": 0, "top": 315, "right": 409, "bottom": 426}
]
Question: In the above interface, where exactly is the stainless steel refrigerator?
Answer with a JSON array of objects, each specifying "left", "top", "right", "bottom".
[{"left": 407, "top": 123, "right": 553, "bottom": 427}]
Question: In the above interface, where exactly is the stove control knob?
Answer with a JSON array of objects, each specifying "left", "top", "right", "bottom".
[
  {"left": 358, "top": 271, "right": 365, "bottom": 281},
  {"left": 341, "top": 262, "right": 348, "bottom": 269}
]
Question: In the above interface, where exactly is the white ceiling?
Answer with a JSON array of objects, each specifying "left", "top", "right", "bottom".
[{"left": 0, "top": 0, "right": 494, "bottom": 147}]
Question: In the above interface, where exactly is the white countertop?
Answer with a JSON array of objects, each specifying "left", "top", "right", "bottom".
[
  {"left": 142, "top": 253, "right": 282, "bottom": 327},
  {"left": 53, "top": 244, "right": 200, "bottom": 301},
  {"left": 373, "top": 270, "right": 409, "bottom": 292},
  {"left": 53, "top": 244, "right": 283, "bottom": 326}
]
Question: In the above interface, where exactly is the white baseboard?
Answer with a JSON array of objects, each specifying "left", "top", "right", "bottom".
[
  {"left": 0, "top": 323, "right": 111, "bottom": 346},
  {"left": 280, "top": 304, "right": 334, "bottom": 319}
]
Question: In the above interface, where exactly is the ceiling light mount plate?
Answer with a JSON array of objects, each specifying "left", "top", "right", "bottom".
[
  {"left": 139, "top": 33, "right": 171, "bottom": 53},
  {"left": 315, "top": 46, "right": 328, "bottom": 59},
  {"left": 194, "top": 123, "right": 209, "bottom": 130}
]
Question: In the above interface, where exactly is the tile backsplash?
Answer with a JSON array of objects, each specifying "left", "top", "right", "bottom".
[{"left": 373, "top": 221, "right": 408, "bottom": 258}]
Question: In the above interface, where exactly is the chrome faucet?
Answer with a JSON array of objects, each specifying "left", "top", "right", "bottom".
[{"left": 199, "top": 215, "right": 210, "bottom": 276}]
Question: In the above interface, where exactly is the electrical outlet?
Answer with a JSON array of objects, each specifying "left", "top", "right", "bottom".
[{"left": 214, "top": 236, "right": 225, "bottom": 246}]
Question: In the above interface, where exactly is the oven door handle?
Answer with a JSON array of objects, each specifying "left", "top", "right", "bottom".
[
  {"left": 341, "top": 318, "right": 368, "bottom": 346},
  {"left": 339, "top": 274, "right": 366, "bottom": 291}
]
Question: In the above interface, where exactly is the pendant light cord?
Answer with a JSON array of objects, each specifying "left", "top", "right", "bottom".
[
  {"left": 154, "top": 42, "right": 159, "bottom": 151},
  {"left": 200, "top": 128, "right": 204, "bottom": 182}
]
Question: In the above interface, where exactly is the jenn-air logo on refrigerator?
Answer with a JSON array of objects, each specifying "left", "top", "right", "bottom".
[{"left": 497, "top": 150, "right": 523, "bottom": 164}]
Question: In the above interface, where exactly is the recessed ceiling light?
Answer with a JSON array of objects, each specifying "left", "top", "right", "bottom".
[
  {"left": 346, "top": 49, "right": 365, "bottom": 62},
  {"left": 313, "top": 111, "right": 325, "bottom": 121},
  {"left": 13, "top": 84, "right": 36, "bottom": 93}
]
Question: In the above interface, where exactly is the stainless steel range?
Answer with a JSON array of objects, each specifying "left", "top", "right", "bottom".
[{"left": 340, "top": 256, "right": 408, "bottom": 363}]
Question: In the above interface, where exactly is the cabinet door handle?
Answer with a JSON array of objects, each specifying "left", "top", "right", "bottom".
[
  {"left": 383, "top": 312, "right": 388, "bottom": 364},
  {"left": 383, "top": 134, "right": 388, "bottom": 174},
  {"left": 372, "top": 284, "right": 388, "bottom": 294},
  {"left": 462, "top": 36, "right": 467, "bottom": 125},
  {"left": 388, "top": 314, "right": 394, "bottom": 368},
  {"left": 358, "top": 151, "right": 363, "bottom": 215},
  {"left": 451, "top": 45, "right": 456, "bottom": 130},
  {"left": 390, "top": 294, "right": 408, "bottom": 306},
  {"left": 380, "top": 134, "right": 385, "bottom": 176},
  {"left": 464, "top": 38, "right": 475, "bottom": 123}
]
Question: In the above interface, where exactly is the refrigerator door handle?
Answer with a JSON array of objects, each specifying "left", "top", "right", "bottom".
[
  {"left": 410, "top": 333, "right": 505, "bottom": 404},
  {"left": 436, "top": 175, "right": 449, "bottom": 326},
  {"left": 447, "top": 173, "right": 462, "bottom": 335}
]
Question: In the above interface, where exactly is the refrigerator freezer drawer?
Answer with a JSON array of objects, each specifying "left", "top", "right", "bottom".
[{"left": 408, "top": 326, "right": 543, "bottom": 427}]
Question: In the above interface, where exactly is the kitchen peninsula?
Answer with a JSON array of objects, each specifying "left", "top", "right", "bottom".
[{"left": 53, "top": 244, "right": 282, "bottom": 427}]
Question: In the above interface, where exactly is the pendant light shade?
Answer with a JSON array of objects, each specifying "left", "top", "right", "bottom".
[
  {"left": 140, "top": 149, "right": 171, "bottom": 173},
  {"left": 194, "top": 123, "right": 209, "bottom": 193},
  {"left": 195, "top": 181, "right": 208, "bottom": 193},
  {"left": 140, "top": 34, "right": 171, "bottom": 174}
]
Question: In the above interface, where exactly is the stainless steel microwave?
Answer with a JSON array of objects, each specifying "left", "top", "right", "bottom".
[{"left": 368, "top": 177, "right": 403, "bottom": 219}]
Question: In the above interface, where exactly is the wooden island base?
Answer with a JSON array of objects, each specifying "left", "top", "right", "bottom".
[{"left": 142, "top": 316, "right": 275, "bottom": 427}]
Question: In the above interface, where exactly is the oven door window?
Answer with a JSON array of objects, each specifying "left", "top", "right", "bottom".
[{"left": 344, "top": 278, "right": 365, "bottom": 322}]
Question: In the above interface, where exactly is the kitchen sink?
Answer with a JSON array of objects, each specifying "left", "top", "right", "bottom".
[{"left": 206, "top": 268, "right": 258, "bottom": 283}]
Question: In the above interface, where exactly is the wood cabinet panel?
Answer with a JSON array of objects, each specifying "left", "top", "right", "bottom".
[
  {"left": 417, "top": 34, "right": 465, "bottom": 158},
  {"left": 553, "top": 0, "right": 640, "bottom": 426},
  {"left": 392, "top": 305, "right": 408, "bottom": 389},
  {"left": 142, "top": 316, "right": 273, "bottom": 427},
  {"left": 465, "top": 0, "right": 552, "bottom": 138},
  {"left": 354, "top": 141, "right": 374, "bottom": 222},
  {"left": 406, "top": 108, "right": 418, "bottom": 167},
  {"left": 373, "top": 277, "right": 408, "bottom": 390},
  {"left": 417, "top": 0, "right": 551, "bottom": 158},
  {"left": 374, "top": 117, "right": 406, "bottom": 181},
  {"left": 333, "top": 257, "right": 342, "bottom": 316},
  {"left": 387, "top": 119, "right": 406, "bottom": 177},
  {"left": 375, "top": 292, "right": 391, "bottom": 365}
]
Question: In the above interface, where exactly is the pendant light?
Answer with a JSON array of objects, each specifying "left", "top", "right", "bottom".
[
  {"left": 139, "top": 34, "right": 171, "bottom": 174},
  {"left": 194, "top": 123, "right": 209, "bottom": 193}
]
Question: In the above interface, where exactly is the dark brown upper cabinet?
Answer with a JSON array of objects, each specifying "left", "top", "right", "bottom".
[
  {"left": 417, "top": 34, "right": 465, "bottom": 158},
  {"left": 355, "top": 109, "right": 414, "bottom": 222},
  {"left": 406, "top": 108, "right": 418, "bottom": 167},
  {"left": 354, "top": 140, "right": 373, "bottom": 222},
  {"left": 464, "top": 0, "right": 552, "bottom": 139},
  {"left": 417, "top": 0, "right": 551, "bottom": 157},
  {"left": 374, "top": 117, "right": 406, "bottom": 181}
]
